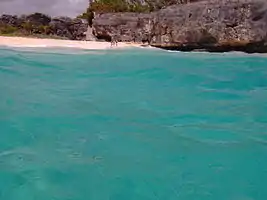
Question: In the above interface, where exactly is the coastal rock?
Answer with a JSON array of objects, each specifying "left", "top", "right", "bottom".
[
  {"left": 25, "top": 13, "right": 51, "bottom": 26},
  {"left": 49, "top": 17, "right": 88, "bottom": 40},
  {"left": 92, "top": 0, "right": 267, "bottom": 52},
  {"left": 93, "top": 13, "right": 153, "bottom": 42},
  {"left": 49, "top": 17, "right": 73, "bottom": 39},
  {"left": 69, "top": 18, "right": 88, "bottom": 40},
  {"left": 85, "top": 26, "right": 97, "bottom": 41},
  {"left": 0, "top": 14, "right": 88, "bottom": 40},
  {"left": 0, "top": 13, "right": 51, "bottom": 28},
  {"left": 0, "top": 14, "right": 24, "bottom": 27},
  {"left": 151, "top": 0, "right": 267, "bottom": 52}
]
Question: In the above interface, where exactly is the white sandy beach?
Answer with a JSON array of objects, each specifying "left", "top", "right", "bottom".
[{"left": 0, "top": 36, "right": 140, "bottom": 49}]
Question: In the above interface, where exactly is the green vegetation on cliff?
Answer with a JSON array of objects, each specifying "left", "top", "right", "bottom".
[
  {"left": 0, "top": 13, "right": 53, "bottom": 37},
  {"left": 78, "top": 0, "right": 193, "bottom": 26},
  {"left": 86, "top": 0, "right": 191, "bottom": 13},
  {"left": 78, "top": 0, "right": 152, "bottom": 26},
  {"left": 89, "top": 0, "right": 152, "bottom": 13},
  {"left": 0, "top": 23, "right": 53, "bottom": 37},
  {"left": 86, "top": 0, "right": 193, "bottom": 13}
]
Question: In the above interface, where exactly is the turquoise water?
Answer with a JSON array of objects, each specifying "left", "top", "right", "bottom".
[{"left": 1, "top": 47, "right": 267, "bottom": 200}]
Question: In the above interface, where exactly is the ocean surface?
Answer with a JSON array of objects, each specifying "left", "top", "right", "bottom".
[{"left": 0, "top": 47, "right": 267, "bottom": 200}]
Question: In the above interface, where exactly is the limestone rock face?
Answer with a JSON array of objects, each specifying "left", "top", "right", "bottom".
[
  {"left": 93, "top": 13, "right": 153, "bottom": 42},
  {"left": 85, "top": 26, "right": 97, "bottom": 41},
  {"left": 92, "top": 0, "right": 267, "bottom": 52},
  {"left": 49, "top": 17, "right": 88, "bottom": 40},
  {"left": 150, "top": 0, "right": 267, "bottom": 52}
]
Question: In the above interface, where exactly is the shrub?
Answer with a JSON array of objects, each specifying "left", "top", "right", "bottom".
[
  {"left": 83, "top": 0, "right": 193, "bottom": 15},
  {"left": 21, "top": 22, "right": 33, "bottom": 34},
  {"left": 0, "top": 25, "right": 18, "bottom": 34},
  {"left": 89, "top": 0, "right": 152, "bottom": 13},
  {"left": 77, "top": 7, "right": 94, "bottom": 26}
]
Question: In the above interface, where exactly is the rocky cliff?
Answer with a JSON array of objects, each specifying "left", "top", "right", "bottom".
[
  {"left": 92, "top": 12, "right": 152, "bottom": 42},
  {"left": 49, "top": 17, "right": 88, "bottom": 40},
  {"left": 0, "top": 13, "right": 88, "bottom": 40},
  {"left": 92, "top": 0, "right": 267, "bottom": 52}
]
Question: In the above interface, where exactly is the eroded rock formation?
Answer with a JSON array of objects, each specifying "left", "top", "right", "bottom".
[{"left": 92, "top": 0, "right": 267, "bottom": 52}]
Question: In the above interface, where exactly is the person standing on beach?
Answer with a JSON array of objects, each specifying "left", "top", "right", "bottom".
[
  {"left": 110, "top": 35, "right": 118, "bottom": 47},
  {"left": 114, "top": 35, "right": 118, "bottom": 46},
  {"left": 110, "top": 35, "right": 114, "bottom": 47}
]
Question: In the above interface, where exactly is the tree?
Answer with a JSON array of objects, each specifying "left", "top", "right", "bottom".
[
  {"left": 77, "top": 7, "right": 94, "bottom": 27},
  {"left": 21, "top": 22, "right": 33, "bottom": 34}
]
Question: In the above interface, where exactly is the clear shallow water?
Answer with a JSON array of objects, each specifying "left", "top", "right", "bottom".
[{"left": 0, "top": 47, "right": 267, "bottom": 200}]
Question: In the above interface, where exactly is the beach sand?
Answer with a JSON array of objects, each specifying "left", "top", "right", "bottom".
[{"left": 0, "top": 36, "right": 141, "bottom": 49}]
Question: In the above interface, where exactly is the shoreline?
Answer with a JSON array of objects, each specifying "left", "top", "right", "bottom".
[
  {"left": 1, "top": 36, "right": 266, "bottom": 57},
  {"left": 0, "top": 36, "right": 142, "bottom": 50}
]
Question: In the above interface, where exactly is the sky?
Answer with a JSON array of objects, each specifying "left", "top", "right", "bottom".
[{"left": 0, "top": 0, "right": 88, "bottom": 17}]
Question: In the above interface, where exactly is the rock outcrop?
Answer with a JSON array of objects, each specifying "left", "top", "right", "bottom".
[
  {"left": 0, "top": 14, "right": 88, "bottom": 40},
  {"left": 25, "top": 13, "right": 51, "bottom": 26},
  {"left": 93, "top": 13, "right": 152, "bottom": 42},
  {"left": 85, "top": 26, "right": 97, "bottom": 41},
  {"left": 0, "top": 14, "right": 24, "bottom": 27},
  {"left": 50, "top": 17, "right": 88, "bottom": 40},
  {"left": 92, "top": 0, "right": 267, "bottom": 52}
]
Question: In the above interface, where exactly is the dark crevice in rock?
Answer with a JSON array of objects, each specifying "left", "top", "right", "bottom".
[
  {"left": 252, "top": 10, "right": 266, "bottom": 21},
  {"left": 95, "top": 34, "right": 112, "bottom": 41},
  {"left": 226, "top": 22, "right": 238, "bottom": 28}
]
